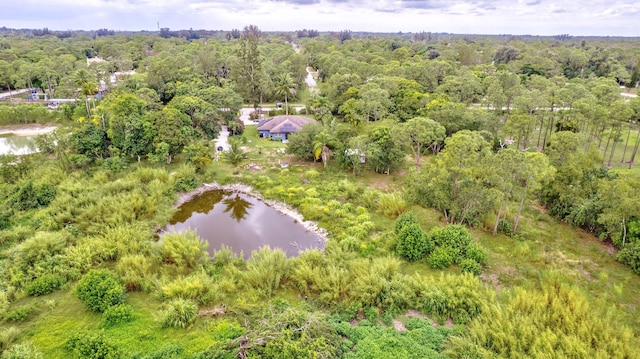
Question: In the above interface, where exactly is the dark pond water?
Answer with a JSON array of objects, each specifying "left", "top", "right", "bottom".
[
  {"left": 0, "top": 134, "right": 38, "bottom": 155},
  {"left": 163, "top": 190, "right": 325, "bottom": 258}
]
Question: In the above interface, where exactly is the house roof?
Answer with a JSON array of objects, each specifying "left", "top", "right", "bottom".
[{"left": 257, "top": 116, "right": 315, "bottom": 133}]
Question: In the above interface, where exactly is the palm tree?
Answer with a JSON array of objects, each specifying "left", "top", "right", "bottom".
[
  {"left": 73, "top": 69, "right": 97, "bottom": 117},
  {"left": 222, "top": 140, "right": 247, "bottom": 167},
  {"left": 275, "top": 72, "right": 295, "bottom": 115},
  {"left": 312, "top": 130, "right": 334, "bottom": 168}
]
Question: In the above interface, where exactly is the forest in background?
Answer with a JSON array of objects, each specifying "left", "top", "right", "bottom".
[{"left": 1, "top": 26, "right": 640, "bottom": 358}]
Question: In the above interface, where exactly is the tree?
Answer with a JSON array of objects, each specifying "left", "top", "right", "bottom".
[
  {"left": 366, "top": 126, "right": 404, "bottom": 174},
  {"left": 148, "top": 107, "right": 194, "bottom": 164},
  {"left": 287, "top": 122, "right": 323, "bottom": 161},
  {"left": 274, "top": 73, "right": 295, "bottom": 115},
  {"left": 409, "top": 131, "right": 495, "bottom": 225},
  {"left": 400, "top": 117, "right": 446, "bottom": 170},
  {"left": 235, "top": 27, "right": 264, "bottom": 108},
  {"left": 598, "top": 174, "right": 640, "bottom": 246},
  {"left": 73, "top": 69, "right": 98, "bottom": 117},
  {"left": 313, "top": 130, "right": 335, "bottom": 168},
  {"left": 169, "top": 95, "right": 219, "bottom": 140},
  {"left": 222, "top": 139, "right": 247, "bottom": 167}
]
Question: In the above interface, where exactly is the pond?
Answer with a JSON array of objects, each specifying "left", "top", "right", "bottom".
[
  {"left": 0, "top": 134, "right": 38, "bottom": 155},
  {"left": 163, "top": 190, "right": 325, "bottom": 258}
]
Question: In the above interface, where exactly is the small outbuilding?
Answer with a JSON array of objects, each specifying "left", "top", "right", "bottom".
[{"left": 257, "top": 115, "right": 315, "bottom": 141}]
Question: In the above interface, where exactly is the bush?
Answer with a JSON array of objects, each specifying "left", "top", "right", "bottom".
[
  {"left": 75, "top": 270, "right": 126, "bottom": 312},
  {"left": 428, "top": 247, "right": 454, "bottom": 269},
  {"left": 1, "top": 342, "right": 44, "bottom": 359},
  {"left": 377, "top": 192, "right": 407, "bottom": 218},
  {"left": 136, "top": 344, "right": 183, "bottom": 359},
  {"left": 2, "top": 306, "right": 34, "bottom": 322},
  {"left": 159, "top": 298, "right": 198, "bottom": 329},
  {"left": 158, "top": 231, "right": 208, "bottom": 271},
  {"left": 116, "top": 254, "right": 155, "bottom": 292},
  {"left": 616, "top": 242, "right": 640, "bottom": 275},
  {"left": 243, "top": 247, "right": 291, "bottom": 297},
  {"left": 464, "top": 243, "right": 487, "bottom": 265},
  {"left": 396, "top": 223, "right": 433, "bottom": 261},
  {"left": 394, "top": 212, "right": 420, "bottom": 235},
  {"left": 102, "top": 304, "right": 134, "bottom": 326},
  {"left": 8, "top": 181, "right": 57, "bottom": 211},
  {"left": 459, "top": 259, "right": 482, "bottom": 276},
  {"left": 0, "top": 326, "right": 20, "bottom": 351},
  {"left": 171, "top": 164, "right": 198, "bottom": 192},
  {"left": 66, "top": 331, "right": 121, "bottom": 359},
  {"left": 430, "top": 225, "right": 473, "bottom": 262},
  {"left": 25, "top": 274, "right": 65, "bottom": 296}
]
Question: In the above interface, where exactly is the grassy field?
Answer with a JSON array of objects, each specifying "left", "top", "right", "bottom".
[{"left": 2, "top": 125, "right": 640, "bottom": 356}]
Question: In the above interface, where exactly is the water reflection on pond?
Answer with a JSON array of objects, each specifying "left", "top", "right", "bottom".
[
  {"left": 163, "top": 190, "right": 325, "bottom": 258},
  {"left": 0, "top": 134, "right": 38, "bottom": 155}
]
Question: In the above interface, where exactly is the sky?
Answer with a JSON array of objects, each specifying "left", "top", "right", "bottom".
[{"left": 1, "top": 0, "right": 638, "bottom": 37}]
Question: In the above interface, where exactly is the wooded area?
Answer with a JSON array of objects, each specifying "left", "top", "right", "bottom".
[{"left": 1, "top": 27, "right": 640, "bottom": 358}]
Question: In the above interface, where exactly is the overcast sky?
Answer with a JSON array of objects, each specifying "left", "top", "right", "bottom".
[{"left": 1, "top": 0, "right": 638, "bottom": 36}]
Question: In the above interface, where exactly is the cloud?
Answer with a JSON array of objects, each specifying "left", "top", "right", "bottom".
[{"left": 0, "top": 0, "right": 638, "bottom": 35}]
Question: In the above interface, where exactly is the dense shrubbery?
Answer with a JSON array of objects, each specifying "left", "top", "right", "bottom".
[
  {"left": 24, "top": 274, "right": 65, "bottom": 296},
  {"left": 446, "top": 280, "right": 640, "bottom": 357},
  {"left": 75, "top": 270, "right": 126, "bottom": 313},
  {"left": 101, "top": 304, "right": 134, "bottom": 326},
  {"left": 66, "top": 331, "right": 121, "bottom": 359},
  {"left": 333, "top": 317, "right": 453, "bottom": 359}
]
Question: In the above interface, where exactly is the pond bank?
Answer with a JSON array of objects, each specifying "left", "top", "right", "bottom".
[
  {"left": 176, "top": 182, "right": 329, "bottom": 240},
  {"left": 0, "top": 124, "right": 58, "bottom": 136}
]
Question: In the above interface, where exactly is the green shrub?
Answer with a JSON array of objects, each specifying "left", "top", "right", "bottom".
[
  {"left": 422, "top": 274, "right": 489, "bottom": 323},
  {"left": 428, "top": 247, "right": 454, "bottom": 269},
  {"left": 397, "top": 223, "right": 433, "bottom": 261},
  {"left": 160, "top": 272, "right": 217, "bottom": 304},
  {"left": 7, "top": 181, "right": 57, "bottom": 211},
  {"left": 171, "top": 164, "right": 198, "bottom": 192},
  {"left": 102, "top": 304, "right": 134, "bottom": 326},
  {"left": 394, "top": 212, "right": 420, "bottom": 235},
  {"left": 136, "top": 344, "right": 183, "bottom": 359},
  {"left": 210, "top": 320, "right": 245, "bottom": 340},
  {"left": 25, "top": 274, "right": 65, "bottom": 296},
  {"left": 158, "top": 231, "right": 208, "bottom": 271},
  {"left": 66, "top": 331, "right": 121, "bottom": 359},
  {"left": 616, "top": 242, "right": 640, "bottom": 275},
  {"left": 459, "top": 259, "right": 482, "bottom": 276},
  {"left": 447, "top": 281, "right": 639, "bottom": 357},
  {"left": 496, "top": 219, "right": 514, "bottom": 236},
  {"left": 116, "top": 254, "right": 155, "bottom": 292},
  {"left": 377, "top": 192, "right": 407, "bottom": 218},
  {"left": 243, "top": 247, "right": 291, "bottom": 297},
  {"left": 2, "top": 306, "right": 34, "bottom": 322},
  {"left": 464, "top": 243, "right": 487, "bottom": 265},
  {"left": 75, "top": 270, "right": 126, "bottom": 313},
  {"left": 1, "top": 342, "right": 44, "bottom": 359},
  {"left": 68, "top": 154, "right": 92, "bottom": 169},
  {"left": 0, "top": 326, "right": 20, "bottom": 351},
  {"left": 159, "top": 298, "right": 198, "bottom": 329},
  {"left": 430, "top": 225, "right": 473, "bottom": 262}
]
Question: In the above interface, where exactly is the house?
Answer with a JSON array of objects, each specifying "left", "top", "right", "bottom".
[{"left": 257, "top": 115, "right": 315, "bottom": 141}]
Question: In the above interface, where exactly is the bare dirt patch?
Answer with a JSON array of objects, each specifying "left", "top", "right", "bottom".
[{"left": 392, "top": 319, "right": 407, "bottom": 331}]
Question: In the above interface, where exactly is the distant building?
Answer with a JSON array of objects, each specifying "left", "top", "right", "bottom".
[{"left": 257, "top": 115, "right": 315, "bottom": 141}]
